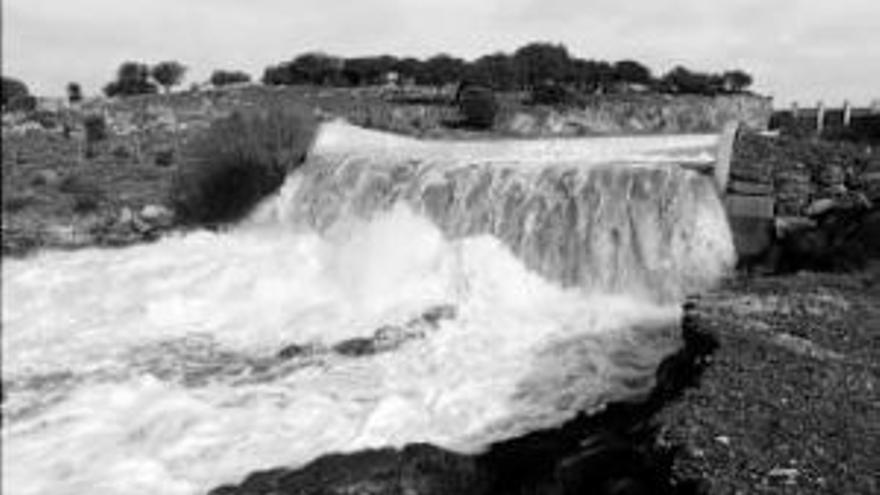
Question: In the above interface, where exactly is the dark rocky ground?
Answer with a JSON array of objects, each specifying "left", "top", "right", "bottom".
[{"left": 658, "top": 265, "right": 880, "bottom": 495}]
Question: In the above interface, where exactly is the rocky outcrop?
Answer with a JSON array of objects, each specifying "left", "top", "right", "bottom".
[{"left": 208, "top": 310, "right": 716, "bottom": 495}]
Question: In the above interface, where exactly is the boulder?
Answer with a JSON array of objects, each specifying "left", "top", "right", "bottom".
[{"left": 804, "top": 198, "right": 836, "bottom": 217}]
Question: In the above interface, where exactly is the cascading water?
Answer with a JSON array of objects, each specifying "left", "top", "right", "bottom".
[{"left": 1, "top": 121, "right": 735, "bottom": 495}]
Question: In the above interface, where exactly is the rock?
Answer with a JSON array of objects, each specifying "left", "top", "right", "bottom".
[
  {"left": 768, "top": 467, "right": 799, "bottom": 484},
  {"left": 332, "top": 337, "right": 376, "bottom": 357},
  {"left": 714, "top": 435, "right": 731, "bottom": 446},
  {"left": 775, "top": 216, "right": 817, "bottom": 237},
  {"left": 817, "top": 163, "right": 846, "bottom": 186},
  {"left": 805, "top": 198, "right": 836, "bottom": 217},
  {"left": 118, "top": 207, "right": 135, "bottom": 226},
  {"left": 421, "top": 304, "right": 457, "bottom": 325},
  {"left": 855, "top": 209, "right": 880, "bottom": 258},
  {"left": 506, "top": 112, "right": 539, "bottom": 136},
  {"left": 44, "top": 224, "right": 93, "bottom": 247},
  {"left": 30, "top": 169, "right": 61, "bottom": 187},
  {"left": 139, "top": 204, "right": 174, "bottom": 227},
  {"left": 728, "top": 180, "right": 773, "bottom": 196},
  {"left": 277, "top": 344, "right": 312, "bottom": 360},
  {"left": 860, "top": 171, "right": 880, "bottom": 201}
]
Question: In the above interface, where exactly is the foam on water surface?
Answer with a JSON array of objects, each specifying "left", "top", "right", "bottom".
[{"left": 2, "top": 123, "right": 734, "bottom": 495}]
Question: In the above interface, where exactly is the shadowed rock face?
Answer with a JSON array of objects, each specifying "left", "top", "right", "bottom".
[{"left": 261, "top": 124, "right": 734, "bottom": 304}]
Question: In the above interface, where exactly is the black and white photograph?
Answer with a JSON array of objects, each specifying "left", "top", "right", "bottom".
[{"left": 2, "top": 1, "right": 878, "bottom": 494}]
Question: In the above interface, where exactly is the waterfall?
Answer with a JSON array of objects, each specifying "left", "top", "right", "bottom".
[
  {"left": 253, "top": 121, "right": 735, "bottom": 302},
  {"left": 1, "top": 121, "right": 735, "bottom": 495}
]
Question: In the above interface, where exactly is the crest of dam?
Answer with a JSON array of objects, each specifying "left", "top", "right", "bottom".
[{"left": 254, "top": 121, "right": 736, "bottom": 303}]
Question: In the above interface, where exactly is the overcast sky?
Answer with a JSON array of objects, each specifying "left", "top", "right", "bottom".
[{"left": 3, "top": 0, "right": 879, "bottom": 107}]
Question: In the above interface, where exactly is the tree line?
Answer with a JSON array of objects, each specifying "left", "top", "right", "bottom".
[
  {"left": 2, "top": 41, "right": 755, "bottom": 110},
  {"left": 262, "top": 42, "right": 754, "bottom": 96}
]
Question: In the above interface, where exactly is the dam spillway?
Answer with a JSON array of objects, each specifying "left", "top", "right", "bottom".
[
  {"left": 254, "top": 121, "right": 735, "bottom": 302},
  {"left": 2, "top": 121, "right": 735, "bottom": 495}
]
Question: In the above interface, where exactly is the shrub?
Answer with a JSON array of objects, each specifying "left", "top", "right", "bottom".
[
  {"left": 530, "top": 83, "right": 582, "bottom": 106},
  {"left": 112, "top": 144, "right": 132, "bottom": 160},
  {"left": 3, "top": 192, "right": 39, "bottom": 212},
  {"left": 84, "top": 114, "right": 108, "bottom": 142},
  {"left": 154, "top": 147, "right": 175, "bottom": 167},
  {"left": 170, "top": 105, "right": 318, "bottom": 226},
  {"left": 210, "top": 70, "right": 252, "bottom": 87},
  {"left": 72, "top": 191, "right": 102, "bottom": 213},
  {"left": 58, "top": 174, "right": 104, "bottom": 213},
  {"left": 457, "top": 85, "right": 497, "bottom": 130},
  {"left": 2, "top": 76, "right": 31, "bottom": 110}
]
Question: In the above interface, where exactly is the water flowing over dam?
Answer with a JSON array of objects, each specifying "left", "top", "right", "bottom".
[{"left": 1, "top": 122, "right": 735, "bottom": 495}]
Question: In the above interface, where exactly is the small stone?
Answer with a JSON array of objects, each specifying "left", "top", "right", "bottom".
[
  {"left": 118, "top": 207, "right": 135, "bottom": 225},
  {"left": 30, "top": 169, "right": 61, "bottom": 187},
  {"left": 805, "top": 198, "right": 836, "bottom": 217},
  {"left": 775, "top": 216, "right": 816, "bottom": 237},
  {"left": 139, "top": 204, "right": 174, "bottom": 227},
  {"left": 714, "top": 435, "right": 731, "bottom": 446},
  {"left": 768, "top": 467, "right": 799, "bottom": 484}
]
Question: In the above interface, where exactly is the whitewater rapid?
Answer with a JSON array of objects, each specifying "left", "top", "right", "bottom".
[{"left": 1, "top": 122, "right": 735, "bottom": 495}]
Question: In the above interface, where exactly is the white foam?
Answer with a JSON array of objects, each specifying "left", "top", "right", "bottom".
[{"left": 3, "top": 206, "right": 684, "bottom": 495}]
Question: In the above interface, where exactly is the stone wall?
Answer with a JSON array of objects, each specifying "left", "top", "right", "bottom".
[{"left": 726, "top": 132, "right": 879, "bottom": 271}]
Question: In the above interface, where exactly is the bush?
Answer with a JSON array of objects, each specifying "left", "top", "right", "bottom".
[
  {"left": 210, "top": 70, "right": 252, "bottom": 87},
  {"left": 529, "top": 83, "right": 582, "bottom": 106},
  {"left": 170, "top": 105, "right": 318, "bottom": 226},
  {"left": 154, "top": 147, "right": 175, "bottom": 167},
  {"left": 83, "top": 114, "right": 108, "bottom": 158},
  {"left": 84, "top": 114, "right": 108, "bottom": 142},
  {"left": 457, "top": 85, "right": 497, "bottom": 130},
  {"left": 72, "top": 191, "right": 102, "bottom": 213}
]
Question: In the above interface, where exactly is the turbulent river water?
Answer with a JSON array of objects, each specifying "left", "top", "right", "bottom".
[{"left": 1, "top": 122, "right": 735, "bottom": 495}]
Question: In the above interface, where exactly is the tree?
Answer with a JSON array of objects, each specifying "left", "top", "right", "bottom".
[
  {"left": 2, "top": 76, "right": 32, "bottom": 110},
  {"left": 513, "top": 42, "right": 571, "bottom": 87},
  {"left": 722, "top": 70, "right": 753, "bottom": 93},
  {"left": 104, "top": 62, "right": 158, "bottom": 97},
  {"left": 391, "top": 57, "right": 424, "bottom": 84},
  {"left": 67, "top": 82, "right": 83, "bottom": 103},
  {"left": 289, "top": 52, "right": 344, "bottom": 85},
  {"left": 466, "top": 53, "right": 517, "bottom": 91},
  {"left": 661, "top": 66, "right": 722, "bottom": 95},
  {"left": 612, "top": 60, "right": 653, "bottom": 85},
  {"left": 210, "top": 70, "right": 252, "bottom": 87},
  {"left": 341, "top": 56, "right": 397, "bottom": 86},
  {"left": 566, "top": 59, "right": 615, "bottom": 93},
  {"left": 420, "top": 54, "right": 467, "bottom": 86},
  {"left": 151, "top": 61, "right": 187, "bottom": 93}
]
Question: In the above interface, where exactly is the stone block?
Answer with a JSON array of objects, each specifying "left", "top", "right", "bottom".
[
  {"left": 728, "top": 180, "right": 773, "bottom": 196},
  {"left": 725, "top": 194, "right": 775, "bottom": 219}
]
